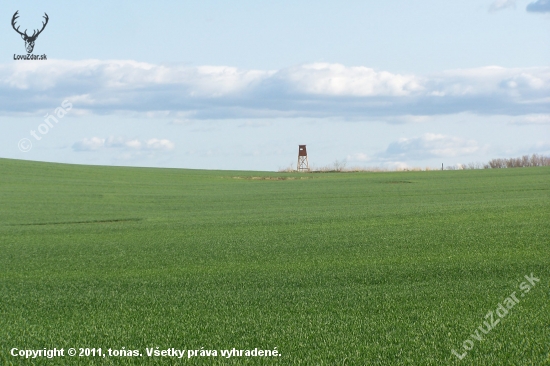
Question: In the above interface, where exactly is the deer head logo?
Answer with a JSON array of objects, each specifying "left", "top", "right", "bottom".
[{"left": 12, "top": 11, "right": 49, "bottom": 54}]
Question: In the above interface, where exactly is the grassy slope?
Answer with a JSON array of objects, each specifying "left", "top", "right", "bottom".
[{"left": 0, "top": 158, "right": 548, "bottom": 365}]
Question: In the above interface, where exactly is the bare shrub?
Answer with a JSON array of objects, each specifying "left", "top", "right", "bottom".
[
  {"left": 521, "top": 155, "right": 530, "bottom": 167},
  {"left": 332, "top": 160, "right": 347, "bottom": 172},
  {"left": 488, "top": 158, "right": 505, "bottom": 169}
]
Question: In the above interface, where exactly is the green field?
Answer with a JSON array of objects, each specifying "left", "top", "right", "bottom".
[{"left": 0, "top": 158, "right": 548, "bottom": 365}]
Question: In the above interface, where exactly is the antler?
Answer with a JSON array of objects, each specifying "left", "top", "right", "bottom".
[
  {"left": 34, "top": 13, "right": 49, "bottom": 38},
  {"left": 12, "top": 11, "right": 49, "bottom": 40},
  {"left": 11, "top": 11, "right": 27, "bottom": 37}
]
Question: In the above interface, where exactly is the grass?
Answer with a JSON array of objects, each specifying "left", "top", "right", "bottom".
[{"left": 0, "top": 158, "right": 548, "bottom": 365}]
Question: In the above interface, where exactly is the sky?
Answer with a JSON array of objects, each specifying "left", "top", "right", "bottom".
[{"left": 0, "top": 0, "right": 549, "bottom": 171}]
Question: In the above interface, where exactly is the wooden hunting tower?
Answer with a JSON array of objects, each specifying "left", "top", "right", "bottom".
[{"left": 297, "top": 145, "right": 309, "bottom": 172}]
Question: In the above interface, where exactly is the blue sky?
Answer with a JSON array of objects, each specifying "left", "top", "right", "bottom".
[{"left": 1, "top": 0, "right": 549, "bottom": 170}]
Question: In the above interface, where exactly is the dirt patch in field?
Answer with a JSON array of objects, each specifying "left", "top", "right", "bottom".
[
  {"left": 14, "top": 218, "right": 143, "bottom": 226},
  {"left": 231, "top": 176, "right": 313, "bottom": 181}
]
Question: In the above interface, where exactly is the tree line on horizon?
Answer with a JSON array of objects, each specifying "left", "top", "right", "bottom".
[
  {"left": 280, "top": 153, "right": 550, "bottom": 172},
  {"left": 450, "top": 153, "right": 550, "bottom": 170}
]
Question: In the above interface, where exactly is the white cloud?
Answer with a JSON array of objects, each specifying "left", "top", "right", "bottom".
[
  {"left": 278, "top": 63, "right": 423, "bottom": 96},
  {"left": 144, "top": 138, "right": 175, "bottom": 150},
  {"left": 344, "top": 133, "right": 484, "bottom": 166},
  {"left": 125, "top": 139, "right": 143, "bottom": 149},
  {"left": 72, "top": 136, "right": 175, "bottom": 152},
  {"left": 72, "top": 137, "right": 105, "bottom": 151},
  {"left": 103, "top": 136, "right": 128, "bottom": 148},
  {"left": 381, "top": 133, "right": 481, "bottom": 160},
  {"left": 489, "top": 0, "right": 516, "bottom": 12},
  {"left": 509, "top": 114, "right": 550, "bottom": 124},
  {"left": 428, "top": 66, "right": 550, "bottom": 96},
  {"left": 0, "top": 60, "right": 549, "bottom": 119}
]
